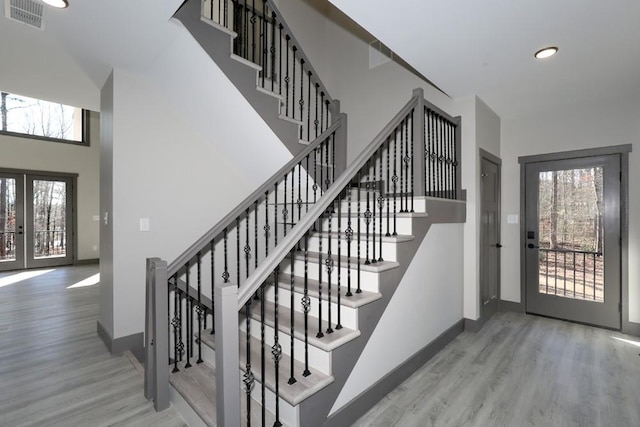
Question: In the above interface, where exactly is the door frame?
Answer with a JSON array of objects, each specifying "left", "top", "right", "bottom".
[
  {"left": 0, "top": 167, "right": 78, "bottom": 270},
  {"left": 518, "top": 144, "right": 632, "bottom": 333},
  {"left": 479, "top": 148, "right": 501, "bottom": 323}
]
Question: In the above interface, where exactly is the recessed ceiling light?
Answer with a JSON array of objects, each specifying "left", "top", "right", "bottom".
[
  {"left": 535, "top": 47, "right": 558, "bottom": 59},
  {"left": 42, "top": 0, "right": 69, "bottom": 8}
]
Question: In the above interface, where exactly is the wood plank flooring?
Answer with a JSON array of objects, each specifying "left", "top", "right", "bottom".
[
  {"left": 353, "top": 311, "right": 640, "bottom": 427},
  {"left": 0, "top": 265, "right": 186, "bottom": 427}
]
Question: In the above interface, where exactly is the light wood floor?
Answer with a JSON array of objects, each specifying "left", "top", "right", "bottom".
[
  {"left": 353, "top": 311, "right": 640, "bottom": 427},
  {"left": 0, "top": 265, "right": 186, "bottom": 427}
]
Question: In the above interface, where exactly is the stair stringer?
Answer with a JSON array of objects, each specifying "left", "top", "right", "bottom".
[
  {"left": 174, "top": 0, "right": 304, "bottom": 157},
  {"left": 298, "top": 198, "right": 466, "bottom": 426}
]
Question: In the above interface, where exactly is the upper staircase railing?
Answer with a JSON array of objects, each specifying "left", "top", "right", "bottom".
[
  {"left": 202, "top": 0, "right": 336, "bottom": 142},
  {"left": 145, "top": 88, "right": 462, "bottom": 425}
]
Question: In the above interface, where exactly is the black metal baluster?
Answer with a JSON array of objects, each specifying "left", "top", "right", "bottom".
[
  {"left": 313, "top": 147, "right": 318, "bottom": 204},
  {"left": 224, "top": 0, "right": 228, "bottom": 27},
  {"left": 271, "top": 12, "right": 276, "bottom": 92},
  {"left": 254, "top": 201, "right": 259, "bottom": 270},
  {"left": 272, "top": 267, "right": 282, "bottom": 427},
  {"left": 336, "top": 190, "right": 343, "bottom": 330},
  {"left": 283, "top": 174, "right": 288, "bottom": 237},
  {"left": 243, "top": 0, "right": 248, "bottom": 59},
  {"left": 237, "top": 218, "right": 241, "bottom": 287},
  {"left": 265, "top": 191, "right": 270, "bottom": 258},
  {"left": 185, "top": 262, "right": 192, "bottom": 368},
  {"left": 244, "top": 298, "right": 253, "bottom": 426},
  {"left": 297, "top": 161, "right": 302, "bottom": 225},
  {"left": 315, "top": 83, "right": 319, "bottom": 138},
  {"left": 261, "top": 0, "right": 267, "bottom": 88},
  {"left": 364, "top": 158, "right": 372, "bottom": 265},
  {"left": 410, "top": 111, "right": 415, "bottom": 211},
  {"left": 404, "top": 115, "right": 410, "bottom": 211},
  {"left": 274, "top": 183, "right": 278, "bottom": 247},
  {"left": 356, "top": 171, "right": 362, "bottom": 293},
  {"left": 196, "top": 253, "right": 203, "bottom": 364},
  {"left": 319, "top": 141, "right": 324, "bottom": 199},
  {"left": 251, "top": 0, "right": 256, "bottom": 63},
  {"left": 439, "top": 115, "right": 444, "bottom": 198},
  {"left": 172, "top": 277, "right": 180, "bottom": 372},
  {"left": 453, "top": 121, "right": 458, "bottom": 199},
  {"left": 307, "top": 71, "right": 312, "bottom": 141},
  {"left": 291, "top": 166, "right": 295, "bottom": 227},
  {"left": 320, "top": 92, "right": 325, "bottom": 135},
  {"left": 325, "top": 99, "right": 330, "bottom": 132},
  {"left": 317, "top": 198, "right": 324, "bottom": 338},
  {"left": 371, "top": 152, "right": 377, "bottom": 264},
  {"left": 285, "top": 35, "right": 290, "bottom": 117},
  {"left": 346, "top": 180, "right": 353, "bottom": 297},
  {"left": 326, "top": 199, "right": 334, "bottom": 334},
  {"left": 386, "top": 138, "right": 391, "bottom": 237},
  {"left": 299, "top": 59, "right": 305, "bottom": 138},
  {"left": 399, "top": 119, "right": 405, "bottom": 213},
  {"left": 392, "top": 129, "right": 398, "bottom": 236},
  {"left": 245, "top": 209, "right": 251, "bottom": 279},
  {"left": 292, "top": 46, "right": 297, "bottom": 122},
  {"left": 223, "top": 228, "right": 229, "bottom": 282},
  {"left": 332, "top": 133, "right": 336, "bottom": 186},
  {"left": 288, "top": 249, "right": 296, "bottom": 385},
  {"left": 210, "top": 240, "right": 215, "bottom": 334},
  {"left": 278, "top": 24, "right": 283, "bottom": 96},
  {"left": 305, "top": 154, "right": 310, "bottom": 213},
  {"left": 378, "top": 147, "right": 384, "bottom": 261},
  {"left": 302, "top": 231, "right": 311, "bottom": 376}
]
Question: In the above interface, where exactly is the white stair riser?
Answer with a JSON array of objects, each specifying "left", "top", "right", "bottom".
[
  {"left": 241, "top": 318, "right": 332, "bottom": 376},
  {"left": 317, "top": 215, "right": 414, "bottom": 236},
  {"left": 306, "top": 235, "right": 398, "bottom": 262},
  {"left": 281, "top": 258, "right": 382, "bottom": 293}
]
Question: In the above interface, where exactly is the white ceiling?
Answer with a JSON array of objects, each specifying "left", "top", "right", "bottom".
[
  {"left": 328, "top": 0, "right": 640, "bottom": 117},
  {"left": 1, "top": 0, "right": 639, "bottom": 117}
]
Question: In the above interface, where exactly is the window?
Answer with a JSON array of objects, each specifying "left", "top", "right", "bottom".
[{"left": 0, "top": 91, "right": 88, "bottom": 144}]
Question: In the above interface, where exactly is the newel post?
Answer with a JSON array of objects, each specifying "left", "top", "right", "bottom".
[
  {"left": 215, "top": 281, "right": 241, "bottom": 427},
  {"left": 145, "top": 257, "right": 170, "bottom": 411},
  {"left": 412, "top": 88, "right": 426, "bottom": 197},
  {"left": 331, "top": 100, "right": 348, "bottom": 177}
]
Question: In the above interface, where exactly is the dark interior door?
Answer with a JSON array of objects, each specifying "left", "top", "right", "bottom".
[{"left": 480, "top": 155, "right": 501, "bottom": 321}]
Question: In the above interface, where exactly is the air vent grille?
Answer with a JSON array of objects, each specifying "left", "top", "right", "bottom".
[{"left": 4, "top": 0, "right": 45, "bottom": 30}]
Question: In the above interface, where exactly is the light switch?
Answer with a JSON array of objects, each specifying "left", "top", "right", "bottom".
[
  {"left": 140, "top": 218, "right": 150, "bottom": 232},
  {"left": 507, "top": 214, "right": 519, "bottom": 225}
]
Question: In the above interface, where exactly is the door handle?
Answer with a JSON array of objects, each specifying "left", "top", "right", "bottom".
[
  {"left": 496, "top": 243, "right": 503, "bottom": 248},
  {"left": 527, "top": 243, "right": 539, "bottom": 249},
  {"left": 17, "top": 225, "right": 23, "bottom": 235}
]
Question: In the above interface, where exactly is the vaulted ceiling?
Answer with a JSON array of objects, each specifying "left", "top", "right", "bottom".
[{"left": 1, "top": 0, "right": 639, "bottom": 117}]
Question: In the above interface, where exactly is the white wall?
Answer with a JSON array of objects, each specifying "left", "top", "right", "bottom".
[
  {"left": 501, "top": 92, "right": 640, "bottom": 324},
  {"left": 331, "top": 223, "right": 464, "bottom": 413},
  {"left": 0, "top": 114, "right": 100, "bottom": 261}
]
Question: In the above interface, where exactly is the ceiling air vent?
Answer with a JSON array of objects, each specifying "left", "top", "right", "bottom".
[{"left": 4, "top": 0, "right": 45, "bottom": 30}]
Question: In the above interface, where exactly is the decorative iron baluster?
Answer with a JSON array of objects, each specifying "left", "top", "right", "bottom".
[
  {"left": 405, "top": 115, "right": 411, "bottom": 212},
  {"left": 272, "top": 267, "right": 282, "bottom": 427},
  {"left": 271, "top": 12, "right": 276, "bottom": 92},
  {"left": 223, "top": 228, "right": 229, "bottom": 283},
  {"left": 371, "top": 152, "right": 377, "bottom": 264},
  {"left": 332, "top": 133, "right": 336, "bottom": 186},
  {"left": 254, "top": 201, "right": 259, "bottom": 270},
  {"left": 297, "top": 161, "right": 303, "bottom": 225},
  {"left": 243, "top": 0, "right": 249, "bottom": 59},
  {"left": 251, "top": 0, "right": 256, "bottom": 63},
  {"left": 326, "top": 199, "right": 334, "bottom": 334},
  {"left": 305, "top": 154, "right": 310, "bottom": 213},
  {"left": 172, "top": 276, "right": 180, "bottom": 372},
  {"left": 364, "top": 158, "right": 372, "bottom": 265},
  {"left": 307, "top": 71, "right": 312, "bottom": 141},
  {"left": 356, "top": 171, "right": 362, "bottom": 293},
  {"left": 261, "top": 0, "right": 267, "bottom": 88},
  {"left": 410, "top": 110, "right": 415, "bottom": 211},
  {"left": 236, "top": 217, "right": 241, "bottom": 287},
  {"left": 244, "top": 299, "right": 254, "bottom": 426},
  {"left": 283, "top": 173, "right": 288, "bottom": 237},
  {"left": 196, "top": 253, "right": 203, "bottom": 364},
  {"left": 292, "top": 46, "right": 297, "bottom": 122},
  {"left": 317, "top": 198, "right": 324, "bottom": 338},
  {"left": 336, "top": 189, "right": 343, "bottom": 330},
  {"left": 274, "top": 183, "right": 278, "bottom": 247},
  {"left": 386, "top": 137, "right": 391, "bottom": 237},
  {"left": 278, "top": 24, "right": 283, "bottom": 96},
  {"left": 439, "top": 115, "right": 444, "bottom": 198},
  {"left": 288, "top": 248, "right": 296, "bottom": 384},
  {"left": 320, "top": 92, "right": 325, "bottom": 135},
  {"left": 185, "top": 261, "right": 192, "bottom": 368},
  {"left": 265, "top": 191, "right": 270, "bottom": 258},
  {"left": 285, "top": 35, "right": 291, "bottom": 117},
  {"left": 210, "top": 240, "right": 215, "bottom": 334},
  {"left": 325, "top": 99, "right": 331, "bottom": 133},
  {"left": 378, "top": 147, "right": 384, "bottom": 262},
  {"left": 291, "top": 166, "right": 295, "bottom": 227},
  {"left": 392, "top": 128, "right": 398, "bottom": 236},
  {"left": 224, "top": 0, "right": 228, "bottom": 27},
  {"left": 299, "top": 59, "right": 305, "bottom": 138},
  {"left": 302, "top": 231, "right": 311, "bottom": 376},
  {"left": 315, "top": 83, "right": 319, "bottom": 138},
  {"left": 452, "top": 121, "right": 458, "bottom": 199},
  {"left": 345, "top": 179, "right": 353, "bottom": 297},
  {"left": 245, "top": 209, "right": 251, "bottom": 279}
]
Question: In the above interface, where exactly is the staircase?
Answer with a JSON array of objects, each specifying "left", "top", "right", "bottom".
[{"left": 144, "top": 1, "right": 465, "bottom": 426}]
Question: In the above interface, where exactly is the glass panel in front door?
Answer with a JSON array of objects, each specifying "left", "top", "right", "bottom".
[
  {"left": 32, "top": 179, "right": 68, "bottom": 260},
  {"left": 537, "top": 167, "right": 604, "bottom": 302},
  {"left": 0, "top": 177, "right": 17, "bottom": 263}
]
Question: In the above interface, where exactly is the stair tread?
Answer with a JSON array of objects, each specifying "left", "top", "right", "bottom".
[
  {"left": 170, "top": 361, "right": 217, "bottom": 426},
  {"left": 247, "top": 299, "right": 361, "bottom": 353},
  {"left": 271, "top": 273, "right": 382, "bottom": 308},
  {"left": 170, "top": 360, "right": 281, "bottom": 426},
  {"left": 200, "top": 331, "right": 334, "bottom": 407},
  {"left": 294, "top": 251, "right": 400, "bottom": 273}
]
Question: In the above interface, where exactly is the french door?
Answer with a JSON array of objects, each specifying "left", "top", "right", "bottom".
[
  {"left": 524, "top": 155, "right": 621, "bottom": 329},
  {"left": 0, "top": 171, "right": 74, "bottom": 272}
]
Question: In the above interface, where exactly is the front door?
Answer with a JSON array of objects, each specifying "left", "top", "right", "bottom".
[
  {"left": 524, "top": 155, "right": 621, "bottom": 329},
  {"left": 0, "top": 171, "right": 74, "bottom": 272}
]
